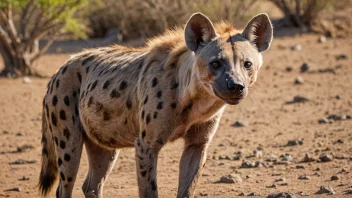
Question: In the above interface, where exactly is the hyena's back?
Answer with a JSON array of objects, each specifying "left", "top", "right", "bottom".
[{"left": 39, "top": 45, "right": 148, "bottom": 195}]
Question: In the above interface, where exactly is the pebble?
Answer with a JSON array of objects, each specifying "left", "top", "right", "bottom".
[
  {"left": 318, "top": 35, "right": 327, "bottom": 43},
  {"left": 218, "top": 174, "right": 242, "bottom": 183},
  {"left": 275, "top": 178, "right": 286, "bottom": 182},
  {"left": 291, "top": 44, "right": 302, "bottom": 51},
  {"left": 3, "top": 130, "right": 9, "bottom": 134},
  {"left": 294, "top": 76, "right": 304, "bottom": 85},
  {"left": 286, "top": 66, "right": 293, "bottom": 72},
  {"left": 331, "top": 175, "right": 339, "bottom": 180},
  {"left": 232, "top": 120, "right": 249, "bottom": 127},
  {"left": 4, "top": 187, "right": 21, "bottom": 192},
  {"left": 248, "top": 192, "right": 260, "bottom": 196},
  {"left": 219, "top": 155, "right": 231, "bottom": 160},
  {"left": 16, "top": 132, "right": 24, "bottom": 136},
  {"left": 335, "top": 95, "right": 341, "bottom": 99},
  {"left": 238, "top": 192, "right": 245, "bottom": 196},
  {"left": 318, "top": 118, "right": 334, "bottom": 124},
  {"left": 199, "top": 192, "right": 208, "bottom": 196},
  {"left": 23, "top": 77, "right": 32, "bottom": 84},
  {"left": 298, "top": 175, "right": 311, "bottom": 180},
  {"left": 336, "top": 54, "right": 348, "bottom": 60},
  {"left": 316, "top": 185, "right": 335, "bottom": 195},
  {"left": 319, "top": 153, "right": 333, "bottom": 162},
  {"left": 280, "top": 183, "right": 288, "bottom": 186},
  {"left": 287, "top": 139, "right": 303, "bottom": 146},
  {"left": 241, "top": 160, "right": 259, "bottom": 168},
  {"left": 9, "top": 159, "right": 37, "bottom": 165},
  {"left": 266, "top": 184, "right": 277, "bottom": 188},
  {"left": 300, "top": 62, "right": 312, "bottom": 73},
  {"left": 296, "top": 165, "right": 305, "bottom": 169},
  {"left": 267, "top": 192, "right": 297, "bottom": 198},
  {"left": 286, "top": 95, "right": 309, "bottom": 104},
  {"left": 19, "top": 176, "right": 30, "bottom": 181}
]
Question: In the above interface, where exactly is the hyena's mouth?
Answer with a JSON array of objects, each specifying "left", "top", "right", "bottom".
[{"left": 213, "top": 90, "right": 243, "bottom": 105}]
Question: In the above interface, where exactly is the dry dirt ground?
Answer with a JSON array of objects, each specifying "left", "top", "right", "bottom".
[{"left": 0, "top": 34, "right": 351, "bottom": 198}]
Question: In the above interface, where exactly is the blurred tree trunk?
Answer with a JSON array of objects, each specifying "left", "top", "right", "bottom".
[{"left": 0, "top": 0, "right": 83, "bottom": 77}]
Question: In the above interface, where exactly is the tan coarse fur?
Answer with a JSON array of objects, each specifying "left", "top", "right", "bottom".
[{"left": 39, "top": 12, "right": 273, "bottom": 198}]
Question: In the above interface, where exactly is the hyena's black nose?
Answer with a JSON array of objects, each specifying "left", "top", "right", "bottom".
[{"left": 227, "top": 79, "right": 244, "bottom": 92}]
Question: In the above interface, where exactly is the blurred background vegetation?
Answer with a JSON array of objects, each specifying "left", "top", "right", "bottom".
[{"left": 0, "top": 0, "right": 351, "bottom": 76}]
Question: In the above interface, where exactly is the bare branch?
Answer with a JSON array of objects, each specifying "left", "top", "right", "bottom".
[
  {"left": 21, "top": 0, "right": 36, "bottom": 38},
  {"left": 32, "top": 39, "right": 54, "bottom": 62}
]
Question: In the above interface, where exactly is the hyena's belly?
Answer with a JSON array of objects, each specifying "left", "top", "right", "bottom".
[{"left": 79, "top": 85, "right": 140, "bottom": 149}]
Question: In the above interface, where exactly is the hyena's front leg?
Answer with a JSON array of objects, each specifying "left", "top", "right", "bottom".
[
  {"left": 135, "top": 130, "right": 168, "bottom": 198},
  {"left": 177, "top": 116, "right": 220, "bottom": 198}
]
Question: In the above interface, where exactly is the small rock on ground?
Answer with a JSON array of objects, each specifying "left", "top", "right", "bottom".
[
  {"left": 23, "top": 77, "right": 32, "bottom": 84},
  {"left": 217, "top": 174, "right": 242, "bottom": 184},
  {"left": 4, "top": 187, "right": 21, "bottom": 192},
  {"left": 294, "top": 76, "right": 304, "bottom": 85},
  {"left": 319, "top": 153, "right": 333, "bottom": 162},
  {"left": 298, "top": 175, "right": 311, "bottom": 180},
  {"left": 331, "top": 175, "right": 339, "bottom": 180},
  {"left": 316, "top": 185, "right": 335, "bottom": 195},
  {"left": 232, "top": 120, "right": 249, "bottom": 127},
  {"left": 267, "top": 192, "right": 297, "bottom": 198},
  {"left": 300, "top": 62, "right": 313, "bottom": 72}
]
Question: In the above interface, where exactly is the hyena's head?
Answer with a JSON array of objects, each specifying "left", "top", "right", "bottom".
[{"left": 185, "top": 13, "right": 273, "bottom": 105}]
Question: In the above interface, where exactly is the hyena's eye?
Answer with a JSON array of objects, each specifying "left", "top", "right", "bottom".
[
  {"left": 244, "top": 61, "right": 252, "bottom": 70},
  {"left": 210, "top": 61, "right": 221, "bottom": 69}
]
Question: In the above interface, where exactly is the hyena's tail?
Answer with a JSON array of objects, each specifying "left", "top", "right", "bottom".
[{"left": 38, "top": 107, "right": 58, "bottom": 196}]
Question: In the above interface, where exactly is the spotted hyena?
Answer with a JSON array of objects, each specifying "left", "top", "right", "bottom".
[{"left": 39, "top": 13, "right": 273, "bottom": 198}]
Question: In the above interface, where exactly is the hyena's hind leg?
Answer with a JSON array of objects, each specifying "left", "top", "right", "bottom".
[
  {"left": 54, "top": 123, "right": 84, "bottom": 198},
  {"left": 82, "top": 136, "right": 119, "bottom": 198}
]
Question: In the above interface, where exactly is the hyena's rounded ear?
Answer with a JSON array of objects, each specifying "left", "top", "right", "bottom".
[
  {"left": 242, "top": 13, "right": 273, "bottom": 53},
  {"left": 184, "top": 13, "right": 217, "bottom": 52}
]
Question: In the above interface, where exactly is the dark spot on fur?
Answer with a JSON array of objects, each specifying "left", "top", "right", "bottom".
[
  {"left": 153, "top": 112, "right": 158, "bottom": 119},
  {"left": 171, "top": 82, "right": 179, "bottom": 89},
  {"left": 119, "top": 81, "right": 127, "bottom": 90},
  {"left": 52, "top": 95, "right": 58, "bottom": 106},
  {"left": 60, "top": 172, "right": 65, "bottom": 181},
  {"left": 148, "top": 166, "right": 153, "bottom": 172},
  {"left": 95, "top": 102, "right": 104, "bottom": 112},
  {"left": 51, "top": 112, "right": 57, "bottom": 126},
  {"left": 151, "top": 180, "right": 157, "bottom": 191},
  {"left": 56, "top": 79, "right": 60, "bottom": 89},
  {"left": 124, "top": 119, "right": 128, "bottom": 125},
  {"left": 144, "top": 95, "right": 148, "bottom": 104},
  {"left": 182, "top": 102, "right": 193, "bottom": 114},
  {"left": 58, "top": 158, "right": 62, "bottom": 166},
  {"left": 61, "top": 66, "right": 68, "bottom": 74},
  {"left": 156, "top": 91, "right": 162, "bottom": 98},
  {"left": 68, "top": 177, "right": 73, "bottom": 182},
  {"left": 42, "top": 147, "right": 48, "bottom": 156},
  {"left": 59, "top": 110, "right": 66, "bottom": 120},
  {"left": 72, "top": 91, "right": 77, "bottom": 98},
  {"left": 45, "top": 104, "right": 49, "bottom": 118},
  {"left": 157, "top": 102, "right": 163, "bottom": 110},
  {"left": 103, "top": 111, "right": 110, "bottom": 121},
  {"left": 141, "top": 110, "right": 145, "bottom": 119},
  {"left": 64, "top": 96, "right": 70, "bottom": 106},
  {"left": 72, "top": 115, "right": 75, "bottom": 124},
  {"left": 64, "top": 153, "right": 71, "bottom": 161},
  {"left": 137, "top": 155, "right": 143, "bottom": 160},
  {"left": 85, "top": 66, "right": 90, "bottom": 74},
  {"left": 171, "top": 103, "right": 177, "bottom": 109},
  {"left": 126, "top": 98, "right": 132, "bottom": 109},
  {"left": 59, "top": 140, "right": 66, "bottom": 149},
  {"left": 152, "top": 77, "right": 158, "bottom": 87},
  {"left": 139, "top": 164, "right": 144, "bottom": 169},
  {"left": 88, "top": 96, "right": 93, "bottom": 107},
  {"left": 63, "top": 128, "right": 70, "bottom": 140},
  {"left": 82, "top": 56, "right": 94, "bottom": 66},
  {"left": 75, "top": 106, "right": 79, "bottom": 116},
  {"left": 103, "top": 80, "right": 110, "bottom": 89},
  {"left": 76, "top": 72, "right": 82, "bottom": 83},
  {"left": 110, "top": 89, "right": 120, "bottom": 98},
  {"left": 141, "top": 170, "right": 147, "bottom": 177},
  {"left": 91, "top": 80, "right": 98, "bottom": 91},
  {"left": 141, "top": 130, "right": 146, "bottom": 139},
  {"left": 146, "top": 114, "right": 150, "bottom": 124},
  {"left": 54, "top": 137, "right": 58, "bottom": 146},
  {"left": 157, "top": 137, "right": 163, "bottom": 145}
]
